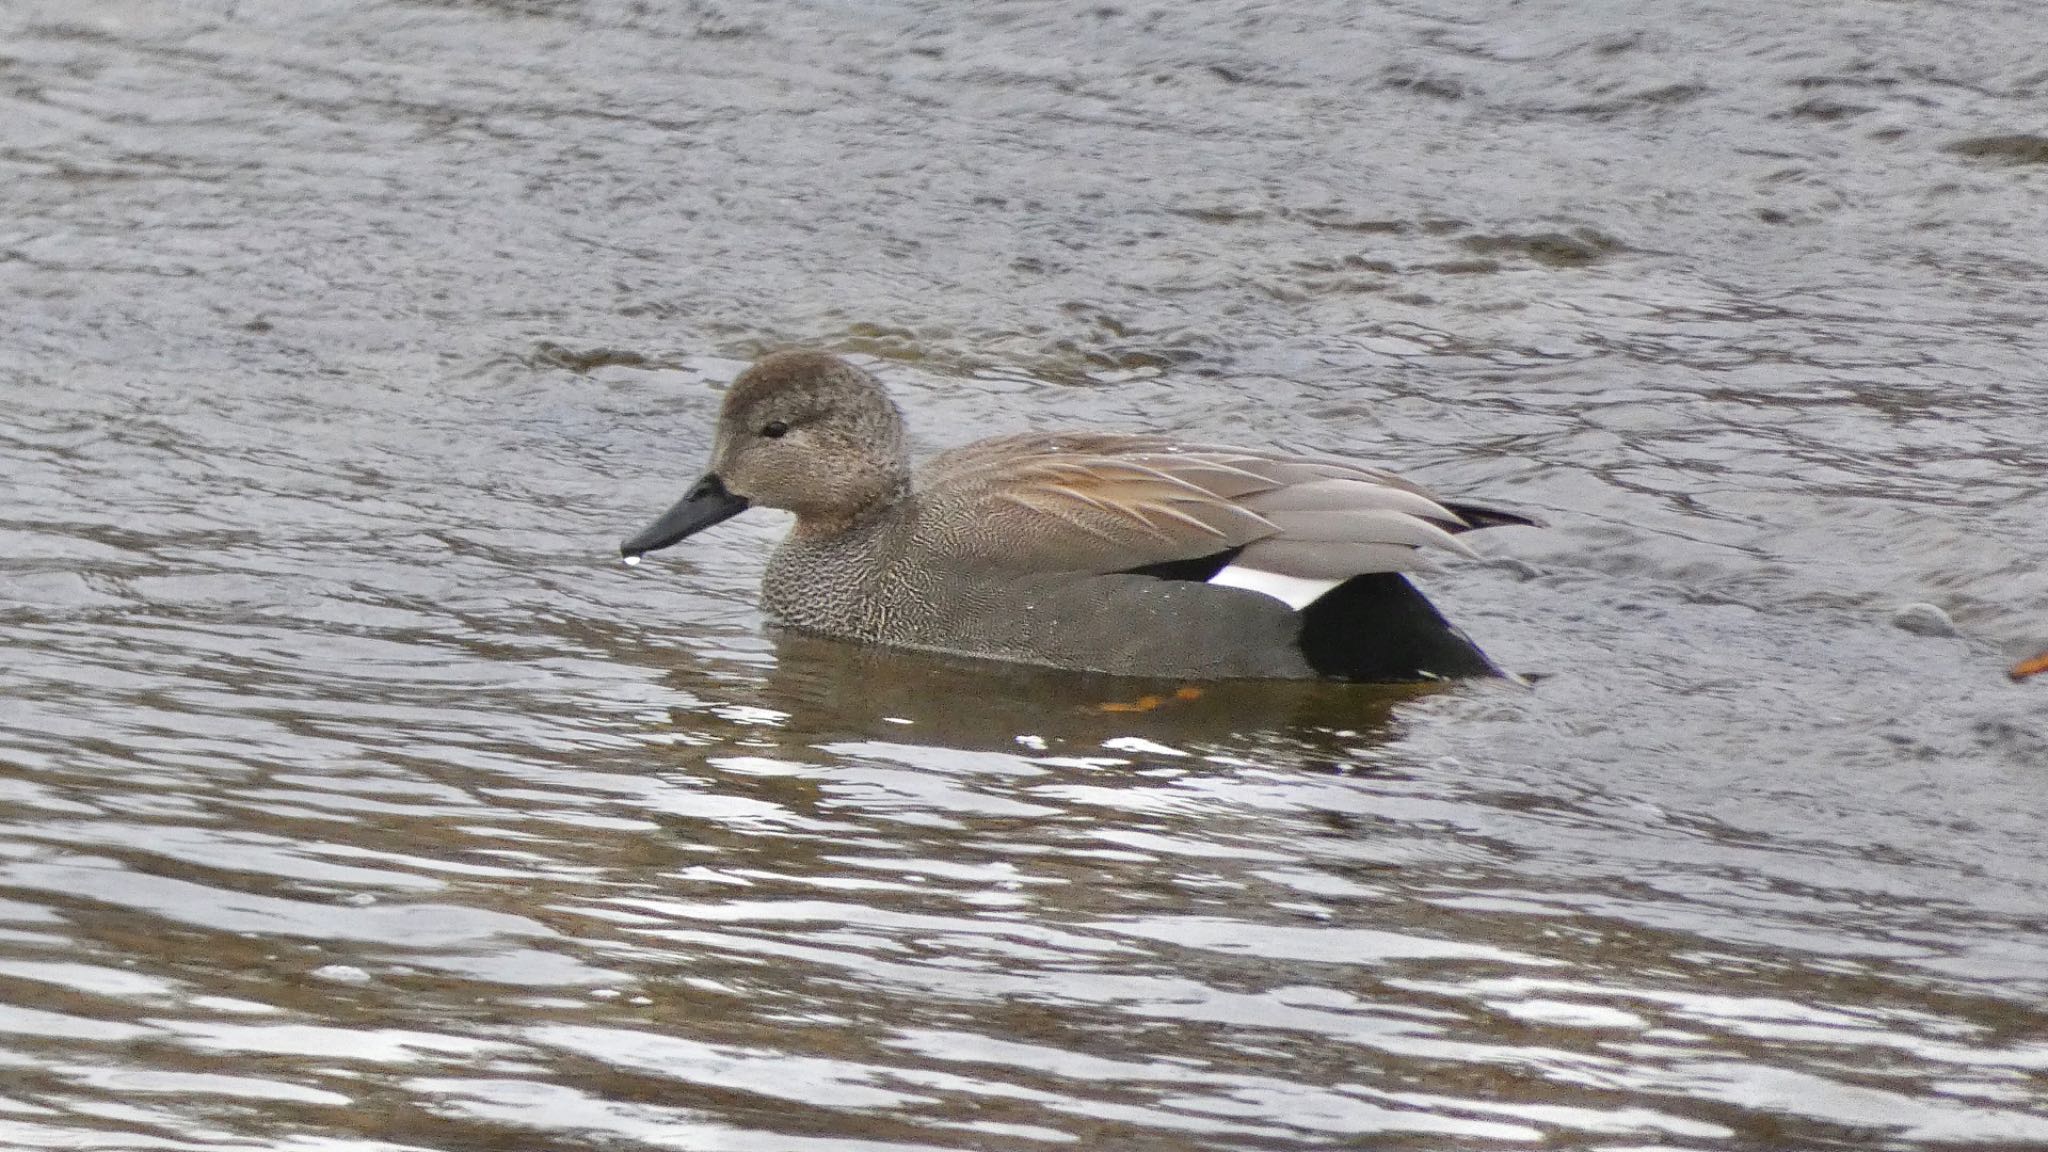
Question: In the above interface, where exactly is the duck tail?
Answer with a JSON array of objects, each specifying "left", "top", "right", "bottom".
[
  {"left": 1442, "top": 502, "right": 1543, "bottom": 533},
  {"left": 1296, "top": 572, "right": 1506, "bottom": 682}
]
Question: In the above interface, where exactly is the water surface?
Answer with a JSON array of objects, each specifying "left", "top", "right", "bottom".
[{"left": 4, "top": 1, "right": 2047, "bottom": 1149}]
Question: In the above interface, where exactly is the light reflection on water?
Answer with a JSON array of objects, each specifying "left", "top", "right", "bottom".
[{"left": 3, "top": 0, "right": 2047, "bottom": 1149}]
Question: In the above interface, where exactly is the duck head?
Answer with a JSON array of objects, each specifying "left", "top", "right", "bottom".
[{"left": 621, "top": 352, "right": 911, "bottom": 559}]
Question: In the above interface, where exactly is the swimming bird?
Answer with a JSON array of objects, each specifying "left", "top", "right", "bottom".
[{"left": 621, "top": 352, "right": 1535, "bottom": 681}]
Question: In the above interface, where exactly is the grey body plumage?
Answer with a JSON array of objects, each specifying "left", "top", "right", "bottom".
[{"left": 622, "top": 352, "right": 1534, "bottom": 681}]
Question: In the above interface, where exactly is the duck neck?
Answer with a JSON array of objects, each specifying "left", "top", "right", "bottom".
[{"left": 791, "top": 472, "right": 911, "bottom": 539}]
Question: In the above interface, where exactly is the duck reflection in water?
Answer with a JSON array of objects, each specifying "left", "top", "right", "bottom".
[{"left": 658, "top": 627, "right": 1431, "bottom": 765}]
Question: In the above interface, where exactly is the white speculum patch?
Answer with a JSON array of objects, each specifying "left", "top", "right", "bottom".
[{"left": 1208, "top": 565, "right": 1343, "bottom": 611}]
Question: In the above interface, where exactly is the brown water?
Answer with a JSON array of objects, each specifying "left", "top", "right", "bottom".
[{"left": 4, "top": 1, "right": 2047, "bottom": 1148}]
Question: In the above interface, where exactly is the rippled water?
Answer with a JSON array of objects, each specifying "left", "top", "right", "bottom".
[{"left": 5, "top": 0, "right": 2047, "bottom": 1148}]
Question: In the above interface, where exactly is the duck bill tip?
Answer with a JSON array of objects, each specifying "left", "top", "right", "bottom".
[{"left": 619, "top": 473, "right": 750, "bottom": 560}]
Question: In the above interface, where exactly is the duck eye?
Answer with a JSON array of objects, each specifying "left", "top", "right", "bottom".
[{"left": 760, "top": 420, "right": 789, "bottom": 439}]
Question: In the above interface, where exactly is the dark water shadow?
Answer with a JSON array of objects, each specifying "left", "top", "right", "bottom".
[{"left": 656, "top": 629, "right": 1432, "bottom": 762}]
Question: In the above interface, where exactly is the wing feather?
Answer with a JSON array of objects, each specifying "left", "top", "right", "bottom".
[
  {"left": 1258, "top": 508, "right": 1479, "bottom": 557},
  {"left": 911, "top": 431, "right": 1521, "bottom": 581},
  {"left": 1240, "top": 478, "right": 1468, "bottom": 522},
  {"left": 1237, "top": 538, "right": 1428, "bottom": 578}
]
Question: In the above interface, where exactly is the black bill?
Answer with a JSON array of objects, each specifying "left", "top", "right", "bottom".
[{"left": 620, "top": 473, "right": 750, "bottom": 559}]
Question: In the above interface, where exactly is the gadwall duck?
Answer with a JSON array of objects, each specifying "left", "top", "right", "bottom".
[{"left": 622, "top": 352, "right": 1536, "bottom": 681}]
